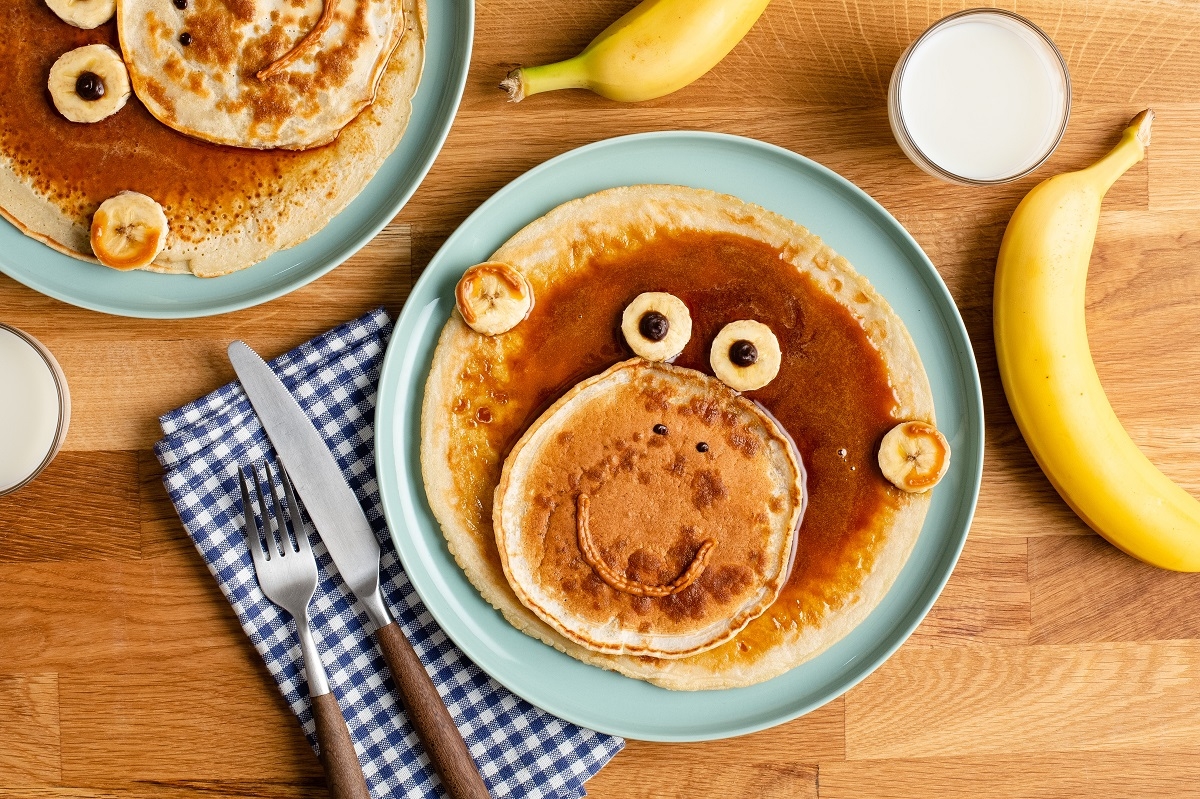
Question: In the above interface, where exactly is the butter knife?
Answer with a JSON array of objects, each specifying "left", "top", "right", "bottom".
[{"left": 228, "top": 341, "right": 491, "bottom": 799}]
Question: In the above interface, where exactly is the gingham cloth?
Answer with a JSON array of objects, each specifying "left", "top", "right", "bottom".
[{"left": 154, "top": 308, "right": 623, "bottom": 799}]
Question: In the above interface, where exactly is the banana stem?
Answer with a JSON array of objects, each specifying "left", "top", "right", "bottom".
[
  {"left": 1084, "top": 109, "right": 1154, "bottom": 195},
  {"left": 500, "top": 57, "right": 591, "bottom": 103}
]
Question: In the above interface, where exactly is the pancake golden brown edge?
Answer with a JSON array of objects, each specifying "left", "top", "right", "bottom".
[
  {"left": 420, "top": 185, "right": 936, "bottom": 690},
  {"left": 494, "top": 358, "right": 805, "bottom": 659},
  {"left": 0, "top": 0, "right": 425, "bottom": 276}
]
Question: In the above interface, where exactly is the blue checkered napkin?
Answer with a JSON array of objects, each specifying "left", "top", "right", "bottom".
[{"left": 154, "top": 308, "right": 623, "bottom": 799}]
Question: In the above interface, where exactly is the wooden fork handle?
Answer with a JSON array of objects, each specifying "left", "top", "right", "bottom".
[
  {"left": 376, "top": 621, "right": 492, "bottom": 799},
  {"left": 311, "top": 691, "right": 372, "bottom": 799}
]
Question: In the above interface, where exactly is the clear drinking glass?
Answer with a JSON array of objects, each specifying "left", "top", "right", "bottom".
[
  {"left": 888, "top": 8, "right": 1072, "bottom": 186},
  {"left": 0, "top": 324, "right": 71, "bottom": 496}
]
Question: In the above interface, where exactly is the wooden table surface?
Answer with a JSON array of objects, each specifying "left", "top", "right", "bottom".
[{"left": 3, "top": 0, "right": 1200, "bottom": 796}]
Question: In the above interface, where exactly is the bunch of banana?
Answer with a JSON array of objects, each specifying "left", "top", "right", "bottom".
[
  {"left": 501, "top": 0, "right": 772, "bottom": 103},
  {"left": 995, "top": 110, "right": 1200, "bottom": 572}
]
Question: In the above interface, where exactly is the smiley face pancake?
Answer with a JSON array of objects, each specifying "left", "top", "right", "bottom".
[
  {"left": 118, "top": 0, "right": 405, "bottom": 150},
  {"left": 421, "top": 185, "right": 940, "bottom": 690},
  {"left": 495, "top": 359, "right": 805, "bottom": 659}
]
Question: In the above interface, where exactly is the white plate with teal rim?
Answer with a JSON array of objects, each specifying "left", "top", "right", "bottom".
[{"left": 375, "top": 131, "right": 984, "bottom": 741}]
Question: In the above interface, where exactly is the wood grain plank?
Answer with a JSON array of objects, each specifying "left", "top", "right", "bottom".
[
  {"left": 845, "top": 641, "right": 1200, "bottom": 760},
  {"left": 587, "top": 698, "right": 839, "bottom": 798},
  {"left": 589, "top": 759, "right": 817, "bottom": 799},
  {"left": 138, "top": 450, "right": 195, "bottom": 562},
  {"left": 1149, "top": 105, "right": 1200, "bottom": 210},
  {"left": 0, "top": 675, "right": 60, "bottom": 785},
  {"left": 0, "top": 452, "right": 139, "bottom": 563},
  {"left": 0, "top": 785, "right": 327, "bottom": 798},
  {"left": 908, "top": 536, "right": 1029, "bottom": 645},
  {"left": 1030, "top": 534, "right": 1200, "bottom": 645},
  {"left": 58, "top": 671, "right": 320, "bottom": 784},
  {"left": 0, "top": 557, "right": 247, "bottom": 673},
  {"left": 820, "top": 750, "right": 1200, "bottom": 798},
  {"left": 1088, "top": 209, "right": 1200, "bottom": 495}
]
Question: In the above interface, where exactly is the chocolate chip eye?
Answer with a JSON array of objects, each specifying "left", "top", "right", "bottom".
[
  {"left": 179, "top": 32, "right": 193, "bottom": 46},
  {"left": 75, "top": 72, "right": 105, "bottom": 102},
  {"left": 729, "top": 340, "right": 758, "bottom": 367},
  {"left": 653, "top": 424, "right": 668, "bottom": 435},
  {"left": 173, "top": 0, "right": 188, "bottom": 8},
  {"left": 696, "top": 442, "right": 709, "bottom": 453},
  {"left": 639, "top": 311, "right": 669, "bottom": 342}
]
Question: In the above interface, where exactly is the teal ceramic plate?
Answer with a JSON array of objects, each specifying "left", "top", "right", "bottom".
[
  {"left": 0, "top": 1, "right": 472, "bottom": 319},
  {"left": 375, "top": 132, "right": 984, "bottom": 741}
]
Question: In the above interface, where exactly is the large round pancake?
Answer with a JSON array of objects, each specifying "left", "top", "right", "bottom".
[
  {"left": 118, "top": 0, "right": 403, "bottom": 150},
  {"left": 495, "top": 359, "right": 805, "bottom": 659},
  {"left": 420, "top": 185, "right": 935, "bottom": 690},
  {"left": 0, "top": 0, "right": 424, "bottom": 276}
]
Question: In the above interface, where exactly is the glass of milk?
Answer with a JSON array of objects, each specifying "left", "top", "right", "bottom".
[
  {"left": 0, "top": 324, "right": 70, "bottom": 496},
  {"left": 888, "top": 9, "right": 1071, "bottom": 185}
]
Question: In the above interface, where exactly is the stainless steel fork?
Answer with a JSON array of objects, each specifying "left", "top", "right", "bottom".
[{"left": 240, "top": 460, "right": 371, "bottom": 799}]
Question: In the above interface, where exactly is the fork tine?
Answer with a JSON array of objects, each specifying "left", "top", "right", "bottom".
[
  {"left": 252, "top": 463, "right": 285, "bottom": 559},
  {"left": 239, "top": 466, "right": 269, "bottom": 566},
  {"left": 265, "top": 460, "right": 296, "bottom": 554},
  {"left": 278, "top": 460, "right": 313, "bottom": 556}
]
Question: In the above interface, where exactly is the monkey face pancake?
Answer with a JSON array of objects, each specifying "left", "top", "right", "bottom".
[{"left": 494, "top": 359, "right": 806, "bottom": 659}]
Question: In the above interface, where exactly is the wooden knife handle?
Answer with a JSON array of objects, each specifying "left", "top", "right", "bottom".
[
  {"left": 376, "top": 621, "right": 492, "bottom": 799},
  {"left": 311, "top": 691, "right": 372, "bottom": 799}
]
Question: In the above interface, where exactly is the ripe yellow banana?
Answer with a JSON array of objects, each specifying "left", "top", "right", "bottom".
[
  {"left": 501, "top": 0, "right": 772, "bottom": 103},
  {"left": 995, "top": 109, "right": 1200, "bottom": 571}
]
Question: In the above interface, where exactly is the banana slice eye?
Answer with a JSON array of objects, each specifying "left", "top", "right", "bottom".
[
  {"left": 621, "top": 292, "right": 692, "bottom": 361},
  {"left": 455, "top": 262, "right": 534, "bottom": 336},
  {"left": 48, "top": 44, "right": 131, "bottom": 124},
  {"left": 877, "top": 421, "right": 951, "bottom": 493},
  {"left": 710, "top": 320, "right": 781, "bottom": 391}
]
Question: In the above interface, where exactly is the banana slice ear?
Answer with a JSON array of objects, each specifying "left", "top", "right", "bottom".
[
  {"left": 710, "top": 320, "right": 781, "bottom": 392},
  {"left": 621, "top": 292, "right": 692, "bottom": 361},
  {"left": 455, "top": 262, "right": 534, "bottom": 336},
  {"left": 878, "top": 421, "right": 951, "bottom": 492}
]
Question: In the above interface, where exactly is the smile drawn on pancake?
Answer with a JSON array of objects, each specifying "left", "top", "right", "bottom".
[
  {"left": 575, "top": 493, "right": 716, "bottom": 597},
  {"left": 256, "top": 1, "right": 338, "bottom": 81}
]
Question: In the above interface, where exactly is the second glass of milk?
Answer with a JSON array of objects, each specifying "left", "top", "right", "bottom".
[
  {"left": 0, "top": 324, "right": 70, "bottom": 496},
  {"left": 888, "top": 9, "right": 1071, "bottom": 185}
]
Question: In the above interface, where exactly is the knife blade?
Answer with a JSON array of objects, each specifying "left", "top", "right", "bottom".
[
  {"left": 228, "top": 341, "right": 491, "bottom": 799},
  {"left": 227, "top": 341, "right": 391, "bottom": 623}
]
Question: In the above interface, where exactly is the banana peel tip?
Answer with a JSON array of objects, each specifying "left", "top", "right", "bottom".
[{"left": 500, "top": 69, "right": 525, "bottom": 103}]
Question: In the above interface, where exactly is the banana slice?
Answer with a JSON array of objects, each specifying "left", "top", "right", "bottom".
[
  {"left": 45, "top": 0, "right": 115, "bottom": 28},
  {"left": 48, "top": 44, "right": 131, "bottom": 124},
  {"left": 878, "top": 421, "right": 951, "bottom": 493},
  {"left": 710, "top": 320, "right": 781, "bottom": 391},
  {"left": 455, "top": 262, "right": 534, "bottom": 336},
  {"left": 620, "top": 292, "right": 692, "bottom": 361},
  {"left": 90, "top": 191, "right": 169, "bottom": 270}
]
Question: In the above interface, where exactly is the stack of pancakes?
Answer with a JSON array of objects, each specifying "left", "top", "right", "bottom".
[{"left": 494, "top": 358, "right": 806, "bottom": 659}]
